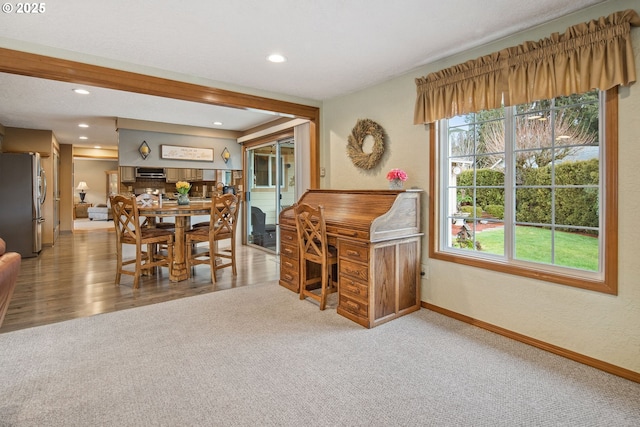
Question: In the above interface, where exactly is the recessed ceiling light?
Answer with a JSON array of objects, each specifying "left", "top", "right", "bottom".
[
  {"left": 267, "top": 54, "right": 286, "bottom": 63},
  {"left": 73, "top": 88, "right": 90, "bottom": 95},
  {"left": 213, "top": 121, "right": 223, "bottom": 126},
  {"left": 78, "top": 123, "right": 89, "bottom": 128},
  {"left": 79, "top": 136, "right": 88, "bottom": 140},
  {"left": 94, "top": 146, "right": 101, "bottom": 149}
]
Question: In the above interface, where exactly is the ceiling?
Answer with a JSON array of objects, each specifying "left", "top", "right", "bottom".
[{"left": 0, "top": 0, "right": 607, "bottom": 150}]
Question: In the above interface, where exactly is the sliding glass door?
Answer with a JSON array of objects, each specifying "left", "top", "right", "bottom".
[{"left": 246, "top": 138, "right": 295, "bottom": 253}]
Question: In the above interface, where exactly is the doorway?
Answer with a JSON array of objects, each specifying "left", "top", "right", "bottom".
[{"left": 246, "top": 138, "right": 295, "bottom": 253}]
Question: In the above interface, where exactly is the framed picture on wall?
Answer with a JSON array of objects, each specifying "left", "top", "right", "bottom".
[{"left": 160, "top": 145, "right": 214, "bottom": 161}]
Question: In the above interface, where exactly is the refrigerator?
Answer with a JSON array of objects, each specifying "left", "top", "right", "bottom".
[{"left": 0, "top": 152, "right": 46, "bottom": 257}]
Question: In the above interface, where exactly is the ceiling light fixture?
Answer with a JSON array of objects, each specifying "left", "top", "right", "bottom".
[
  {"left": 78, "top": 123, "right": 89, "bottom": 128},
  {"left": 267, "top": 54, "right": 286, "bottom": 63},
  {"left": 94, "top": 146, "right": 101, "bottom": 149},
  {"left": 213, "top": 121, "right": 223, "bottom": 126},
  {"left": 79, "top": 136, "right": 88, "bottom": 140},
  {"left": 73, "top": 88, "right": 90, "bottom": 95}
]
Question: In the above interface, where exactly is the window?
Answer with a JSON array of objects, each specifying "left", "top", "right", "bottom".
[
  {"left": 254, "top": 153, "right": 284, "bottom": 188},
  {"left": 433, "top": 88, "right": 618, "bottom": 294}
]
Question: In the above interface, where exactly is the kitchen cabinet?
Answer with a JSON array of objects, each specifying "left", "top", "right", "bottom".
[
  {"left": 120, "top": 166, "right": 135, "bottom": 182},
  {"left": 165, "top": 168, "right": 180, "bottom": 183}
]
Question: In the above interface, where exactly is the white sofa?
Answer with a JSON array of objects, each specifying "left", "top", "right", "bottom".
[{"left": 88, "top": 202, "right": 112, "bottom": 221}]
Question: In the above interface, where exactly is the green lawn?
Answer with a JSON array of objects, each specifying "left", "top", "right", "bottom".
[{"left": 472, "top": 226, "right": 599, "bottom": 271}]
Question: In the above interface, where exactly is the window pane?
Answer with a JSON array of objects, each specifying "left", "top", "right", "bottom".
[
  {"left": 514, "top": 225, "right": 552, "bottom": 263},
  {"left": 555, "top": 228, "right": 599, "bottom": 272},
  {"left": 555, "top": 187, "right": 599, "bottom": 228},
  {"left": 516, "top": 152, "right": 552, "bottom": 186},
  {"left": 255, "top": 155, "right": 269, "bottom": 186},
  {"left": 476, "top": 187, "right": 504, "bottom": 215},
  {"left": 515, "top": 187, "right": 551, "bottom": 225},
  {"left": 515, "top": 114, "right": 553, "bottom": 150},
  {"left": 449, "top": 125, "right": 475, "bottom": 156},
  {"left": 475, "top": 219, "right": 505, "bottom": 256}
]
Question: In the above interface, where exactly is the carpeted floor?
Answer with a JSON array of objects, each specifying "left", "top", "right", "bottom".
[{"left": 1, "top": 281, "right": 638, "bottom": 426}]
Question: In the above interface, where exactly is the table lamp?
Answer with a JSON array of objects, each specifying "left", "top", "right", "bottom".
[{"left": 77, "top": 181, "right": 89, "bottom": 203}]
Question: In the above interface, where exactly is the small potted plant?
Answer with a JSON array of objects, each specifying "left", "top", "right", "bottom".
[
  {"left": 386, "top": 168, "right": 408, "bottom": 189},
  {"left": 176, "top": 181, "right": 191, "bottom": 205}
]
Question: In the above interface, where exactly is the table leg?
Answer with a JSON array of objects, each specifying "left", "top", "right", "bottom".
[{"left": 170, "top": 216, "right": 191, "bottom": 282}]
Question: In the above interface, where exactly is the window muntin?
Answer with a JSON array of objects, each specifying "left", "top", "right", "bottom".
[{"left": 439, "top": 89, "right": 603, "bottom": 280}]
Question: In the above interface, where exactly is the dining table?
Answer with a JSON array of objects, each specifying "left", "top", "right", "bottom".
[{"left": 138, "top": 200, "right": 211, "bottom": 282}]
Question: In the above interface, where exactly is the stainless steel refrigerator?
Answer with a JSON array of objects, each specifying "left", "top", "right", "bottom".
[{"left": 0, "top": 152, "right": 46, "bottom": 257}]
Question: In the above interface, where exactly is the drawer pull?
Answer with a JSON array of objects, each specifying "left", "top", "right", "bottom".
[
  {"left": 344, "top": 268, "right": 360, "bottom": 276},
  {"left": 346, "top": 249, "right": 361, "bottom": 257},
  {"left": 284, "top": 234, "right": 293, "bottom": 241},
  {"left": 284, "top": 261, "right": 293, "bottom": 268},
  {"left": 338, "top": 230, "right": 358, "bottom": 237},
  {"left": 284, "top": 274, "right": 293, "bottom": 281},
  {"left": 345, "top": 284, "right": 360, "bottom": 295},
  {"left": 283, "top": 248, "right": 293, "bottom": 255}
]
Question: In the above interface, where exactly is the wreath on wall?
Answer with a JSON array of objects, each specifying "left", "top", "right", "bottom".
[{"left": 346, "top": 118, "right": 385, "bottom": 170}]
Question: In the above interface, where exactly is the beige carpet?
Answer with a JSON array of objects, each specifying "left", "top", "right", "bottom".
[{"left": 1, "top": 281, "right": 638, "bottom": 426}]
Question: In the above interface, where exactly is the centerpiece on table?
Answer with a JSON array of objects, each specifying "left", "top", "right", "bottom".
[
  {"left": 176, "top": 181, "right": 191, "bottom": 205},
  {"left": 386, "top": 168, "right": 407, "bottom": 189}
]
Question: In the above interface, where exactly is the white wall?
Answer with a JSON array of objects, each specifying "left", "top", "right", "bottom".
[{"left": 322, "top": 0, "right": 640, "bottom": 374}]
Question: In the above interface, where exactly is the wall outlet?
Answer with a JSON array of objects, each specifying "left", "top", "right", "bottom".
[
  {"left": 421, "top": 263, "right": 429, "bottom": 280},
  {"left": 320, "top": 167, "right": 326, "bottom": 177}
]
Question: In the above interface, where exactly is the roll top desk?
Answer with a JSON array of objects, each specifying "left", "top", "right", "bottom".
[{"left": 279, "top": 189, "right": 423, "bottom": 328}]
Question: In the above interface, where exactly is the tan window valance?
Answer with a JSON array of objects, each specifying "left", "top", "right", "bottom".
[{"left": 414, "top": 9, "right": 640, "bottom": 124}]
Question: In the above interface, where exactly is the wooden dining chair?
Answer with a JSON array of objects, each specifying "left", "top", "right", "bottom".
[
  {"left": 110, "top": 195, "right": 174, "bottom": 289},
  {"left": 185, "top": 193, "right": 240, "bottom": 283},
  {"left": 294, "top": 203, "right": 338, "bottom": 310}
]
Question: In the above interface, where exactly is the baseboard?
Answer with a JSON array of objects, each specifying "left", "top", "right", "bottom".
[{"left": 421, "top": 302, "right": 640, "bottom": 384}]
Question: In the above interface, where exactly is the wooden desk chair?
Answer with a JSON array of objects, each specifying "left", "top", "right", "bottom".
[
  {"left": 110, "top": 195, "right": 174, "bottom": 289},
  {"left": 185, "top": 194, "right": 240, "bottom": 283},
  {"left": 294, "top": 203, "right": 338, "bottom": 310},
  {"left": 135, "top": 194, "right": 175, "bottom": 229}
]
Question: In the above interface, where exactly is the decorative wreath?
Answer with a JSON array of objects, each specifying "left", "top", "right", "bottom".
[{"left": 346, "top": 118, "right": 385, "bottom": 170}]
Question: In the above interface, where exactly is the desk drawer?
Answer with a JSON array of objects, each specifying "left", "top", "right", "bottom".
[
  {"left": 339, "top": 274, "right": 369, "bottom": 300},
  {"left": 339, "top": 294, "right": 368, "bottom": 319},
  {"left": 280, "top": 257, "right": 297, "bottom": 272},
  {"left": 339, "top": 241, "right": 369, "bottom": 262},
  {"left": 280, "top": 242, "right": 299, "bottom": 260},
  {"left": 340, "top": 259, "right": 368, "bottom": 282},
  {"left": 280, "top": 264, "right": 299, "bottom": 291},
  {"left": 327, "top": 226, "right": 369, "bottom": 241},
  {"left": 280, "top": 228, "right": 297, "bottom": 245}
]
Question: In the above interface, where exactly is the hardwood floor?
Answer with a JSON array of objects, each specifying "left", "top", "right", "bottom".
[{"left": 0, "top": 227, "right": 280, "bottom": 333}]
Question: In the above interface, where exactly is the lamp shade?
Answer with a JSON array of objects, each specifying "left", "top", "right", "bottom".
[{"left": 76, "top": 181, "right": 89, "bottom": 191}]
